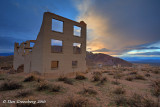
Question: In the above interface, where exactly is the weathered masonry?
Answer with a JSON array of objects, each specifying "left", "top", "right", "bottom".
[{"left": 13, "top": 12, "right": 87, "bottom": 73}]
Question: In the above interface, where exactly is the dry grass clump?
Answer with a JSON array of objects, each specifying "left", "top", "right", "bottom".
[
  {"left": 75, "top": 74, "right": 86, "bottom": 80},
  {"left": 63, "top": 97, "right": 89, "bottom": 107},
  {"left": 23, "top": 75, "right": 36, "bottom": 82},
  {"left": 113, "top": 72, "right": 124, "bottom": 79},
  {"left": 51, "top": 85, "right": 62, "bottom": 92},
  {"left": 96, "top": 77, "right": 108, "bottom": 86},
  {"left": 100, "top": 77, "right": 108, "bottom": 84},
  {"left": 152, "top": 70, "right": 160, "bottom": 74},
  {"left": 58, "top": 75, "right": 68, "bottom": 81},
  {"left": 113, "top": 93, "right": 158, "bottom": 107},
  {"left": 145, "top": 73, "right": 151, "bottom": 77},
  {"left": 58, "top": 75, "right": 73, "bottom": 85},
  {"left": 113, "top": 87, "right": 126, "bottom": 95},
  {"left": 23, "top": 75, "right": 43, "bottom": 82},
  {"left": 64, "top": 79, "right": 73, "bottom": 85},
  {"left": 129, "top": 71, "right": 137, "bottom": 75},
  {"left": 92, "top": 72, "right": 102, "bottom": 81},
  {"left": 36, "top": 81, "right": 63, "bottom": 93},
  {"left": 80, "top": 88, "right": 97, "bottom": 95},
  {"left": 108, "top": 72, "right": 114, "bottom": 75},
  {"left": 151, "top": 79, "right": 160, "bottom": 97},
  {"left": 0, "top": 80, "right": 22, "bottom": 91},
  {"left": 113, "top": 95, "right": 127, "bottom": 106},
  {"left": 102, "top": 70, "right": 110, "bottom": 73},
  {"left": 16, "top": 90, "right": 32, "bottom": 98},
  {"left": 125, "top": 76, "right": 134, "bottom": 81},
  {"left": 36, "top": 82, "right": 50, "bottom": 91},
  {"left": 135, "top": 74, "right": 146, "bottom": 80},
  {"left": 127, "top": 93, "right": 158, "bottom": 107},
  {"left": 0, "top": 77, "right": 5, "bottom": 80},
  {"left": 111, "top": 80, "right": 120, "bottom": 85}
]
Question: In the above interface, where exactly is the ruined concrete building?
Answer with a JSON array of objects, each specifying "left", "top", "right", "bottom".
[{"left": 13, "top": 12, "right": 87, "bottom": 73}]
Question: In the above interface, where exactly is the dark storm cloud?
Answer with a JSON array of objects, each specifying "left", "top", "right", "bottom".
[
  {"left": 92, "top": 48, "right": 110, "bottom": 52},
  {"left": 77, "top": 0, "right": 160, "bottom": 55}
]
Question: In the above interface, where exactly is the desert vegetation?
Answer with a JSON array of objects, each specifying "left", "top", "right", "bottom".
[
  {"left": 0, "top": 80, "right": 22, "bottom": 91},
  {"left": 0, "top": 65, "right": 160, "bottom": 107}
]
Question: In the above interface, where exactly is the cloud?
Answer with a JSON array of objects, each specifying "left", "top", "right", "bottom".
[
  {"left": 132, "top": 47, "right": 160, "bottom": 50},
  {"left": 76, "top": 0, "right": 160, "bottom": 55},
  {"left": 130, "top": 52, "right": 160, "bottom": 56},
  {"left": 92, "top": 48, "right": 110, "bottom": 52}
]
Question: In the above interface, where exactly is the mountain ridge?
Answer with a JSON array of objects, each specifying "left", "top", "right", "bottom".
[
  {"left": 0, "top": 52, "right": 132, "bottom": 67},
  {"left": 86, "top": 52, "right": 132, "bottom": 67}
]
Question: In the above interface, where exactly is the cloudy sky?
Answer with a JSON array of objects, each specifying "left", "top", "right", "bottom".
[{"left": 0, "top": 0, "right": 160, "bottom": 60}]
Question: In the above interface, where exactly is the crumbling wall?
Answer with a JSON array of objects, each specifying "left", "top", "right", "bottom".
[
  {"left": 13, "top": 43, "right": 25, "bottom": 70},
  {"left": 14, "top": 12, "right": 87, "bottom": 73}
]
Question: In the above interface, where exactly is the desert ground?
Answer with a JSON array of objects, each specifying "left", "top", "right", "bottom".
[{"left": 0, "top": 65, "right": 160, "bottom": 107}]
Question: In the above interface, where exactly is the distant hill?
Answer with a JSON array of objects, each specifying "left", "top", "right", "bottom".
[
  {"left": 0, "top": 53, "right": 13, "bottom": 56},
  {"left": 122, "top": 57, "right": 160, "bottom": 66},
  {"left": 0, "top": 52, "right": 132, "bottom": 68},
  {"left": 0, "top": 55, "right": 13, "bottom": 67},
  {"left": 86, "top": 52, "right": 132, "bottom": 67}
]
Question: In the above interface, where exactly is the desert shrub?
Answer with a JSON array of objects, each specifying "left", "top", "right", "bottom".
[
  {"left": 0, "top": 77, "right": 5, "bottom": 80},
  {"left": 36, "top": 77, "right": 43, "bottom": 83},
  {"left": 23, "top": 75, "right": 36, "bottom": 82},
  {"left": 58, "top": 75, "right": 68, "bottom": 81},
  {"left": 100, "top": 77, "right": 108, "bottom": 83},
  {"left": 16, "top": 90, "right": 32, "bottom": 98},
  {"left": 58, "top": 75, "right": 73, "bottom": 85},
  {"left": 125, "top": 76, "right": 134, "bottom": 81},
  {"left": 141, "top": 68, "right": 147, "bottom": 71},
  {"left": 0, "top": 81, "right": 22, "bottom": 91},
  {"left": 36, "top": 82, "right": 50, "bottom": 91},
  {"left": 75, "top": 74, "right": 86, "bottom": 80},
  {"left": 108, "top": 72, "right": 114, "bottom": 75},
  {"left": 80, "top": 88, "right": 97, "bottom": 95},
  {"left": 113, "top": 73, "right": 123, "bottom": 79},
  {"left": 111, "top": 80, "right": 120, "bottom": 85},
  {"left": 23, "top": 73, "right": 44, "bottom": 83},
  {"left": 113, "top": 95, "right": 127, "bottom": 106},
  {"left": 92, "top": 72, "right": 102, "bottom": 81},
  {"left": 151, "top": 79, "right": 160, "bottom": 97},
  {"left": 113, "top": 87, "right": 126, "bottom": 95},
  {"left": 152, "top": 70, "right": 159, "bottom": 74},
  {"left": 96, "top": 77, "right": 108, "bottom": 86},
  {"left": 102, "top": 70, "right": 110, "bottom": 73},
  {"left": 51, "top": 85, "right": 61, "bottom": 92},
  {"left": 63, "top": 97, "right": 89, "bottom": 107},
  {"left": 135, "top": 74, "right": 146, "bottom": 80},
  {"left": 145, "top": 73, "right": 151, "bottom": 77},
  {"left": 64, "top": 79, "right": 73, "bottom": 85},
  {"left": 141, "top": 97, "right": 158, "bottom": 107},
  {"left": 127, "top": 93, "right": 158, "bottom": 107},
  {"left": 129, "top": 71, "right": 137, "bottom": 75}
]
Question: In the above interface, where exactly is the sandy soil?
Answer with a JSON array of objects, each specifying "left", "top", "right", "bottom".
[{"left": 0, "top": 65, "right": 159, "bottom": 107}]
